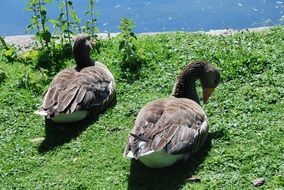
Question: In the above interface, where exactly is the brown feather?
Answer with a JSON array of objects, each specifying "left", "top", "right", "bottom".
[
  {"left": 43, "top": 87, "right": 57, "bottom": 109},
  {"left": 57, "top": 85, "right": 80, "bottom": 112},
  {"left": 74, "top": 88, "right": 87, "bottom": 104}
]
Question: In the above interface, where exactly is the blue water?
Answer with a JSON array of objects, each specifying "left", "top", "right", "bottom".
[{"left": 0, "top": 0, "right": 283, "bottom": 35}]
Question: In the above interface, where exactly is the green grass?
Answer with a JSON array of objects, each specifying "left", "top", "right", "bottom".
[{"left": 0, "top": 27, "right": 283, "bottom": 189}]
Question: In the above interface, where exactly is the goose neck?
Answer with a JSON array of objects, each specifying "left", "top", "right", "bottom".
[
  {"left": 172, "top": 62, "right": 206, "bottom": 104},
  {"left": 74, "top": 52, "right": 93, "bottom": 70}
]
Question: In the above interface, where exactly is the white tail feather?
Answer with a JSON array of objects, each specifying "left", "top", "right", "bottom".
[{"left": 34, "top": 110, "right": 48, "bottom": 116}]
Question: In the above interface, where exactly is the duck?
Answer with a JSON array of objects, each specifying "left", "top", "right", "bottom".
[
  {"left": 124, "top": 61, "right": 220, "bottom": 168},
  {"left": 35, "top": 34, "right": 116, "bottom": 123}
]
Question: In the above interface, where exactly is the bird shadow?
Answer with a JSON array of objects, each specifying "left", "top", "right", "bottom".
[
  {"left": 38, "top": 99, "right": 117, "bottom": 154},
  {"left": 127, "top": 129, "right": 226, "bottom": 190}
]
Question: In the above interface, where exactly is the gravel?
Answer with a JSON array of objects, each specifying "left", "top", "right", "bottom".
[{"left": 3, "top": 27, "right": 271, "bottom": 51}]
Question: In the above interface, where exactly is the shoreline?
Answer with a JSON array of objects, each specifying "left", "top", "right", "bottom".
[{"left": 3, "top": 26, "right": 272, "bottom": 51}]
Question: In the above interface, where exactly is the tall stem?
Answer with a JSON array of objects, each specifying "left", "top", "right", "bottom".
[
  {"left": 35, "top": 2, "right": 43, "bottom": 45},
  {"left": 32, "top": 4, "right": 40, "bottom": 33},
  {"left": 64, "top": 0, "right": 71, "bottom": 44},
  {"left": 38, "top": 0, "right": 46, "bottom": 32}
]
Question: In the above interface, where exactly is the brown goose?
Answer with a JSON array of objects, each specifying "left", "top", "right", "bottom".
[
  {"left": 35, "top": 34, "right": 115, "bottom": 123},
  {"left": 124, "top": 61, "right": 220, "bottom": 168}
]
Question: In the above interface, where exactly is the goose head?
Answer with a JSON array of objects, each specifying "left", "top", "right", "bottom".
[
  {"left": 199, "top": 63, "right": 220, "bottom": 103},
  {"left": 73, "top": 34, "right": 94, "bottom": 69},
  {"left": 172, "top": 61, "right": 220, "bottom": 104}
]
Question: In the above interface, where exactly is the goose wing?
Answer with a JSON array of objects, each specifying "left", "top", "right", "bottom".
[
  {"left": 42, "top": 68, "right": 77, "bottom": 116},
  {"left": 41, "top": 65, "right": 115, "bottom": 117},
  {"left": 125, "top": 97, "right": 208, "bottom": 158},
  {"left": 78, "top": 65, "right": 115, "bottom": 111}
]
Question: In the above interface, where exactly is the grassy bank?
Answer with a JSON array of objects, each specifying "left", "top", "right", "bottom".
[{"left": 0, "top": 27, "right": 283, "bottom": 189}]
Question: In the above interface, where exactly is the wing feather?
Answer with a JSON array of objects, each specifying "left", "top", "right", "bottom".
[
  {"left": 57, "top": 85, "right": 80, "bottom": 113},
  {"left": 42, "top": 86, "right": 57, "bottom": 109},
  {"left": 151, "top": 125, "right": 179, "bottom": 151}
]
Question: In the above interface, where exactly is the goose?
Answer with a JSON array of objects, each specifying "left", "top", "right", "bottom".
[
  {"left": 35, "top": 34, "right": 115, "bottom": 123},
  {"left": 124, "top": 61, "right": 220, "bottom": 168}
]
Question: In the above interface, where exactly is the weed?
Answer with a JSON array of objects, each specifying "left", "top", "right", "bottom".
[
  {"left": 118, "top": 18, "right": 146, "bottom": 80},
  {"left": 84, "top": 0, "right": 99, "bottom": 39},
  {"left": 0, "top": 69, "right": 6, "bottom": 84},
  {"left": 0, "top": 36, "right": 9, "bottom": 50},
  {"left": 0, "top": 36, "right": 19, "bottom": 62},
  {"left": 26, "top": 0, "right": 52, "bottom": 47},
  {"left": 50, "top": 0, "right": 81, "bottom": 44},
  {"left": 35, "top": 42, "right": 71, "bottom": 75}
]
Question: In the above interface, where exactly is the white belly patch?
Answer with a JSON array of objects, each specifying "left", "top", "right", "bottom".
[{"left": 51, "top": 111, "right": 88, "bottom": 123}]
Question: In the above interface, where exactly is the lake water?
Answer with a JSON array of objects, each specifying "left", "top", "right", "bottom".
[{"left": 0, "top": 0, "right": 283, "bottom": 35}]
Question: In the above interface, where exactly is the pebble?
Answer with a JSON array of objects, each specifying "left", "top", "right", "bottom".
[{"left": 252, "top": 178, "right": 265, "bottom": 186}]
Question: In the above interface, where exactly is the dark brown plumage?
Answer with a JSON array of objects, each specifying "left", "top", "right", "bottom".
[
  {"left": 124, "top": 61, "right": 220, "bottom": 168},
  {"left": 35, "top": 34, "right": 115, "bottom": 123}
]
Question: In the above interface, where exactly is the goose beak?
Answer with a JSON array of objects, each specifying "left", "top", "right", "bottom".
[
  {"left": 203, "top": 88, "right": 215, "bottom": 103},
  {"left": 91, "top": 40, "right": 96, "bottom": 48}
]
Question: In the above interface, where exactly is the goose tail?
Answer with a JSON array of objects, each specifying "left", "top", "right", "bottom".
[
  {"left": 125, "top": 133, "right": 152, "bottom": 159},
  {"left": 34, "top": 109, "right": 48, "bottom": 116}
]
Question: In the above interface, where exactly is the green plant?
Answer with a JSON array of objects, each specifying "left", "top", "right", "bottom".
[
  {"left": 49, "top": 0, "right": 80, "bottom": 44},
  {"left": 0, "top": 36, "right": 9, "bottom": 50},
  {"left": 118, "top": 18, "right": 145, "bottom": 77},
  {"left": 24, "top": 0, "right": 75, "bottom": 72},
  {"left": 3, "top": 48, "right": 18, "bottom": 62},
  {"left": 15, "top": 40, "right": 71, "bottom": 76},
  {"left": 35, "top": 42, "right": 71, "bottom": 75},
  {"left": 0, "top": 36, "right": 18, "bottom": 62},
  {"left": 0, "top": 69, "right": 6, "bottom": 84},
  {"left": 84, "top": 0, "right": 99, "bottom": 38},
  {"left": 26, "top": 0, "right": 52, "bottom": 47},
  {"left": 83, "top": 0, "right": 101, "bottom": 54}
]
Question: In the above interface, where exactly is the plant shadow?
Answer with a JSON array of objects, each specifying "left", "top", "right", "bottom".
[
  {"left": 120, "top": 68, "right": 141, "bottom": 84},
  {"left": 127, "top": 129, "right": 225, "bottom": 190},
  {"left": 119, "top": 58, "right": 147, "bottom": 84},
  {"left": 38, "top": 99, "right": 117, "bottom": 154}
]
